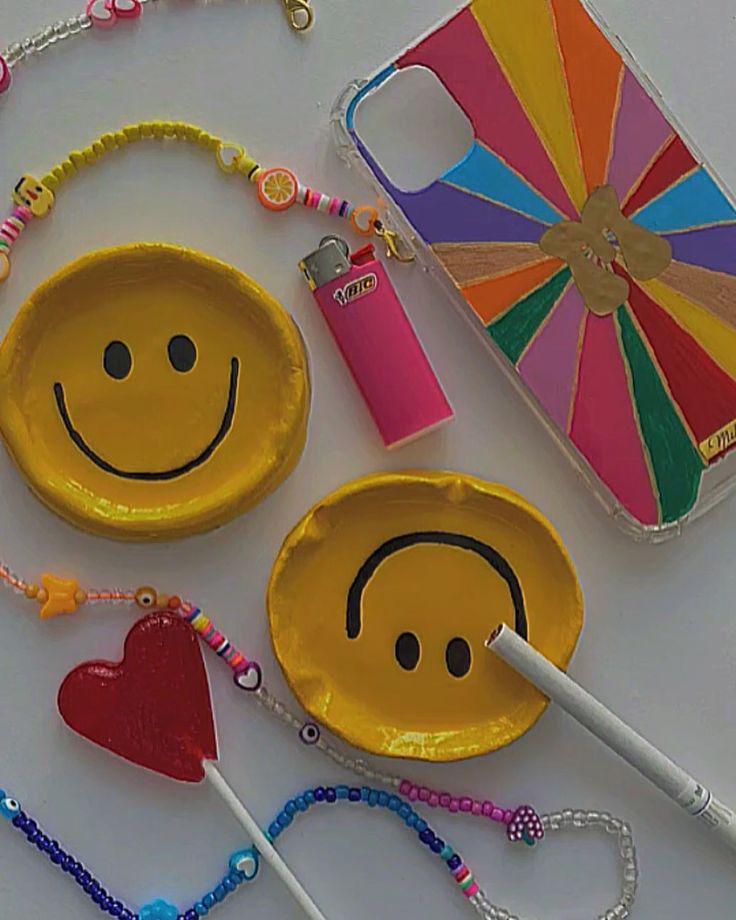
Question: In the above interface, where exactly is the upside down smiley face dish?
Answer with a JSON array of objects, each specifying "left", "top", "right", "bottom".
[
  {"left": 0, "top": 244, "right": 310, "bottom": 540},
  {"left": 268, "top": 471, "right": 583, "bottom": 761}
]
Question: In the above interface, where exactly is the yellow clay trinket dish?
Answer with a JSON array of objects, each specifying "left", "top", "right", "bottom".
[
  {"left": 268, "top": 470, "right": 583, "bottom": 761},
  {"left": 0, "top": 243, "right": 310, "bottom": 540}
]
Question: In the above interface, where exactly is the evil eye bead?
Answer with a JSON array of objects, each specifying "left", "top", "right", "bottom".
[
  {"left": 229, "top": 847, "right": 259, "bottom": 881},
  {"left": 299, "top": 722, "right": 320, "bottom": 745},
  {"left": 135, "top": 586, "right": 158, "bottom": 609},
  {"left": 0, "top": 796, "right": 21, "bottom": 820}
]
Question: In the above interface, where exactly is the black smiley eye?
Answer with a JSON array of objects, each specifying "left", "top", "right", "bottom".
[
  {"left": 395, "top": 632, "right": 420, "bottom": 671},
  {"left": 103, "top": 341, "right": 132, "bottom": 380},
  {"left": 168, "top": 334, "right": 197, "bottom": 373},
  {"left": 445, "top": 637, "right": 472, "bottom": 678}
]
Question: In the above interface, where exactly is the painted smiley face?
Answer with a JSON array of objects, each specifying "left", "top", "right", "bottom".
[
  {"left": 268, "top": 471, "right": 583, "bottom": 761},
  {"left": 52, "top": 335, "right": 240, "bottom": 481},
  {"left": 0, "top": 244, "right": 310, "bottom": 539}
]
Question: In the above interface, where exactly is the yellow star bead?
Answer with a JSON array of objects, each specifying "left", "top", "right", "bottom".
[{"left": 38, "top": 573, "right": 82, "bottom": 620}]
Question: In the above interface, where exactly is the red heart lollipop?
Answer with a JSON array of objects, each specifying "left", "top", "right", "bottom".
[{"left": 58, "top": 612, "right": 218, "bottom": 782}]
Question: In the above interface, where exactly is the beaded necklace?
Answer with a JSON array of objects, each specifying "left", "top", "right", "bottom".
[
  {"left": 0, "top": 8, "right": 638, "bottom": 920},
  {"left": 6, "top": 564, "right": 539, "bottom": 841},
  {"left": 0, "top": 0, "right": 313, "bottom": 97},
  {"left": 0, "top": 782, "right": 638, "bottom": 920},
  {"left": 0, "top": 121, "right": 638, "bottom": 920},
  {"left": 0, "top": 563, "right": 640, "bottom": 918},
  {"left": 0, "top": 119, "right": 411, "bottom": 285}
]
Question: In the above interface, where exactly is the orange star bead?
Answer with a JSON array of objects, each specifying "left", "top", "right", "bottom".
[{"left": 38, "top": 573, "right": 82, "bottom": 620}]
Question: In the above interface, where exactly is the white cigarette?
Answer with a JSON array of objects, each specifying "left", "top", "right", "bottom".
[
  {"left": 204, "top": 761, "right": 330, "bottom": 920},
  {"left": 487, "top": 624, "right": 736, "bottom": 852}
]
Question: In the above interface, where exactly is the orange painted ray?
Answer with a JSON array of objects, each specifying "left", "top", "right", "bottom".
[
  {"left": 463, "top": 257, "right": 562, "bottom": 325},
  {"left": 432, "top": 242, "right": 548, "bottom": 287},
  {"left": 657, "top": 260, "right": 736, "bottom": 329},
  {"left": 550, "top": 0, "right": 623, "bottom": 193}
]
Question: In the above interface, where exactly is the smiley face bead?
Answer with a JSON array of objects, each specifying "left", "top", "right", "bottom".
[
  {"left": 0, "top": 793, "right": 21, "bottom": 820},
  {"left": 12, "top": 176, "right": 54, "bottom": 218}
]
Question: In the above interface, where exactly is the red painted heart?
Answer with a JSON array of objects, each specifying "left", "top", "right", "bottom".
[{"left": 58, "top": 612, "right": 218, "bottom": 782}]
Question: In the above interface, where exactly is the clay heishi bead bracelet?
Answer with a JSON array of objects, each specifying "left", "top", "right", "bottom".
[
  {"left": 0, "top": 552, "right": 642, "bottom": 920},
  {"left": 0, "top": 120, "right": 407, "bottom": 284},
  {"left": 0, "top": 0, "right": 313, "bottom": 97},
  {"left": 0, "top": 785, "right": 638, "bottom": 920},
  {"left": 5, "top": 563, "right": 541, "bottom": 844}
]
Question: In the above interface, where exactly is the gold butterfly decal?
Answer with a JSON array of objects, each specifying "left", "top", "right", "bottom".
[{"left": 539, "top": 186, "right": 672, "bottom": 316}]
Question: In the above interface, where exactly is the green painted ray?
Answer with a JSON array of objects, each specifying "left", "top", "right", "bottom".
[
  {"left": 487, "top": 267, "right": 571, "bottom": 364},
  {"left": 616, "top": 306, "right": 704, "bottom": 524}
]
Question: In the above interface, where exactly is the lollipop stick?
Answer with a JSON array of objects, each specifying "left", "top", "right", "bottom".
[{"left": 203, "top": 761, "right": 330, "bottom": 920}]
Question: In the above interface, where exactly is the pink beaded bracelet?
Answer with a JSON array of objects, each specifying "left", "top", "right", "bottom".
[{"left": 0, "top": 557, "right": 541, "bottom": 847}]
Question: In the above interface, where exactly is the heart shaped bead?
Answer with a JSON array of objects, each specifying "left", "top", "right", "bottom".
[
  {"left": 86, "top": 0, "right": 117, "bottom": 28},
  {"left": 113, "top": 0, "right": 142, "bottom": 19},
  {"left": 233, "top": 661, "right": 262, "bottom": 692},
  {"left": 0, "top": 57, "right": 11, "bottom": 95}
]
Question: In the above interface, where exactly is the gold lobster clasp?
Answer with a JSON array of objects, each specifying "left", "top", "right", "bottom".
[
  {"left": 373, "top": 221, "right": 414, "bottom": 263},
  {"left": 281, "top": 0, "right": 314, "bottom": 31}
]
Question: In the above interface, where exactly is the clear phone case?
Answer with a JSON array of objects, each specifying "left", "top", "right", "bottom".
[{"left": 332, "top": 0, "right": 736, "bottom": 542}]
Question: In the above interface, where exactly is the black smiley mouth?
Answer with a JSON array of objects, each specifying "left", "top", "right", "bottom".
[{"left": 53, "top": 356, "right": 240, "bottom": 481}]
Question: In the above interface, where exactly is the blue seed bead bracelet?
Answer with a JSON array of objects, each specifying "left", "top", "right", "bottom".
[
  {"left": 0, "top": 788, "right": 259, "bottom": 920},
  {"left": 0, "top": 784, "right": 479, "bottom": 917},
  {"left": 266, "top": 784, "right": 482, "bottom": 900},
  {"left": 0, "top": 785, "right": 639, "bottom": 919}
]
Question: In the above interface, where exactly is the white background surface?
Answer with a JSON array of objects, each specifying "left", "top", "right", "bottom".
[{"left": 0, "top": 1, "right": 735, "bottom": 918}]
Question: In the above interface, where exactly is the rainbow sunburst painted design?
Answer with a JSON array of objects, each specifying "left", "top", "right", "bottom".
[{"left": 346, "top": 0, "right": 736, "bottom": 529}]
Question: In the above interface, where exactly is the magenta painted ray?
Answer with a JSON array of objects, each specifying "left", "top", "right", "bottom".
[
  {"left": 570, "top": 312, "right": 658, "bottom": 525},
  {"left": 397, "top": 7, "right": 578, "bottom": 219},
  {"left": 664, "top": 223, "right": 736, "bottom": 276},
  {"left": 518, "top": 282, "right": 584, "bottom": 431},
  {"left": 607, "top": 68, "right": 674, "bottom": 203}
]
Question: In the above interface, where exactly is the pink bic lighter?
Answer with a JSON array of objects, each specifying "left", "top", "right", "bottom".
[{"left": 300, "top": 236, "right": 453, "bottom": 448}]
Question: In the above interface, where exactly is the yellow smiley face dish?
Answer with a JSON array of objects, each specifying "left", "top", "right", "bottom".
[
  {"left": 268, "top": 471, "right": 583, "bottom": 761},
  {"left": 0, "top": 243, "right": 310, "bottom": 540}
]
